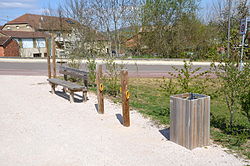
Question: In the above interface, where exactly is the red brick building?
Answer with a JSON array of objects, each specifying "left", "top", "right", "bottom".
[{"left": 0, "top": 37, "right": 19, "bottom": 57}]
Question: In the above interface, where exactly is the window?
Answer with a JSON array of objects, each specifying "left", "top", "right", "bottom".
[
  {"left": 36, "top": 39, "right": 45, "bottom": 48},
  {"left": 33, "top": 53, "right": 41, "bottom": 57},
  {"left": 65, "top": 20, "right": 74, "bottom": 24},
  {"left": 7, "top": 26, "right": 10, "bottom": 30},
  {"left": 26, "top": 25, "right": 30, "bottom": 29},
  {"left": 16, "top": 26, "right": 19, "bottom": 29},
  {"left": 22, "top": 39, "right": 33, "bottom": 48}
]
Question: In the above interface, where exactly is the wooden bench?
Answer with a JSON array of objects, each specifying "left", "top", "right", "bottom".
[{"left": 47, "top": 66, "right": 88, "bottom": 103}]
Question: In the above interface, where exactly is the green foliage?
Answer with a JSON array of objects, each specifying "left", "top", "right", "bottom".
[
  {"left": 240, "top": 90, "right": 250, "bottom": 122},
  {"left": 160, "top": 78, "right": 177, "bottom": 96},
  {"left": 140, "top": 0, "right": 219, "bottom": 58},
  {"left": 103, "top": 58, "right": 121, "bottom": 96},
  {"left": 161, "top": 60, "right": 208, "bottom": 95},
  {"left": 211, "top": 60, "right": 250, "bottom": 130},
  {"left": 238, "top": 63, "right": 250, "bottom": 122},
  {"left": 86, "top": 57, "right": 97, "bottom": 86},
  {"left": 67, "top": 55, "right": 82, "bottom": 69}
]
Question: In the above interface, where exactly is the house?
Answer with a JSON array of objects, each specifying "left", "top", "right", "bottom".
[
  {"left": 1, "top": 13, "right": 75, "bottom": 32},
  {"left": 2, "top": 14, "right": 110, "bottom": 56},
  {"left": 0, "top": 36, "right": 19, "bottom": 57},
  {"left": 124, "top": 32, "right": 148, "bottom": 53},
  {"left": 0, "top": 30, "right": 49, "bottom": 57}
]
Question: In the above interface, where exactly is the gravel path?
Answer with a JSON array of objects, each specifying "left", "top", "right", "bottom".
[{"left": 0, "top": 75, "right": 248, "bottom": 166}]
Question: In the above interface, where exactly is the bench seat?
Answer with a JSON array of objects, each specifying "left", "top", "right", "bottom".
[{"left": 47, "top": 78, "right": 87, "bottom": 91}]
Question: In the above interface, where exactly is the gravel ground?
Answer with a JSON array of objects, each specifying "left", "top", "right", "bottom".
[{"left": 0, "top": 75, "right": 249, "bottom": 166}]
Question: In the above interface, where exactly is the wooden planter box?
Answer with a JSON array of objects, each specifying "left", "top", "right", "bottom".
[{"left": 170, "top": 93, "right": 210, "bottom": 150}]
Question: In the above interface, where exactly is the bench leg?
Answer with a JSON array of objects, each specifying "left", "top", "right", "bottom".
[
  {"left": 83, "top": 91, "right": 88, "bottom": 102},
  {"left": 51, "top": 84, "right": 55, "bottom": 94},
  {"left": 69, "top": 91, "right": 74, "bottom": 103}
]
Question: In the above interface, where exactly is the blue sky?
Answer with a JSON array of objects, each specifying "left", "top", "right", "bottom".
[{"left": 0, "top": 0, "right": 211, "bottom": 25}]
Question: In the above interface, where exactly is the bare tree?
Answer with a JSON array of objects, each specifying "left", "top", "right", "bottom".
[{"left": 92, "top": 0, "right": 142, "bottom": 56}]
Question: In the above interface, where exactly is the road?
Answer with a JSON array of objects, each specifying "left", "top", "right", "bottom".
[{"left": 0, "top": 61, "right": 211, "bottom": 77}]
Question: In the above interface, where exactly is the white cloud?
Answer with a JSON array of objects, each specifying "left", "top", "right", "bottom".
[{"left": 0, "top": 2, "right": 36, "bottom": 8}]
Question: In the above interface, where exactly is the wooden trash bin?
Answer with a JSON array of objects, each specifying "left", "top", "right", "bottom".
[{"left": 170, "top": 93, "right": 210, "bottom": 150}]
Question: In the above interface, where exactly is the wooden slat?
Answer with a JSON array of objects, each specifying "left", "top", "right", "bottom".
[
  {"left": 197, "top": 98, "right": 201, "bottom": 147},
  {"left": 207, "top": 97, "right": 211, "bottom": 145},
  {"left": 200, "top": 98, "right": 205, "bottom": 146},
  {"left": 203, "top": 97, "right": 210, "bottom": 146},
  {"left": 47, "top": 78, "right": 86, "bottom": 91},
  {"left": 170, "top": 96, "right": 177, "bottom": 143},
  {"left": 175, "top": 97, "right": 180, "bottom": 144},
  {"left": 170, "top": 97, "right": 174, "bottom": 142},
  {"left": 59, "top": 67, "right": 88, "bottom": 80},
  {"left": 193, "top": 100, "right": 198, "bottom": 148},
  {"left": 189, "top": 100, "right": 194, "bottom": 149},
  {"left": 179, "top": 99, "right": 184, "bottom": 146},
  {"left": 185, "top": 100, "right": 190, "bottom": 149}
]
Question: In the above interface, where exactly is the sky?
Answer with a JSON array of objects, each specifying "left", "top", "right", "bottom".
[{"left": 0, "top": 0, "right": 211, "bottom": 25}]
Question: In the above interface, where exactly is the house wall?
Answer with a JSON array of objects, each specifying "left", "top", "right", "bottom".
[
  {"left": 20, "top": 47, "right": 47, "bottom": 57},
  {"left": 14, "top": 38, "right": 47, "bottom": 57},
  {"left": 3, "top": 40, "right": 19, "bottom": 57},
  {"left": 0, "top": 47, "right": 4, "bottom": 56},
  {"left": 0, "top": 40, "right": 19, "bottom": 57},
  {"left": 2, "top": 24, "right": 35, "bottom": 32}
]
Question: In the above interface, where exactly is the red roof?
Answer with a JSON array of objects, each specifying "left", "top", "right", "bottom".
[
  {"left": 0, "top": 30, "right": 50, "bottom": 38},
  {"left": 0, "top": 36, "right": 11, "bottom": 47},
  {"left": 5, "top": 13, "right": 77, "bottom": 31}
]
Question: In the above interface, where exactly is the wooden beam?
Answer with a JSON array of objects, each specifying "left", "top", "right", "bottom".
[
  {"left": 121, "top": 69, "right": 130, "bottom": 127},
  {"left": 46, "top": 38, "right": 51, "bottom": 79},
  {"left": 96, "top": 65, "right": 104, "bottom": 114},
  {"left": 52, "top": 35, "right": 56, "bottom": 78},
  {"left": 69, "top": 91, "right": 74, "bottom": 103}
]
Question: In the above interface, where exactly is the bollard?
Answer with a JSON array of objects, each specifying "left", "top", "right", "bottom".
[
  {"left": 121, "top": 69, "right": 130, "bottom": 127},
  {"left": 96, "top": 65, "right": 104, "bottom": 114}
]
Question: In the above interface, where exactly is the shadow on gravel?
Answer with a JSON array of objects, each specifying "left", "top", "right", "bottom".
[
  {"left": 94, "top": 104, "right": 99, "bottom": 113},
  {"left": 159, "top": 128, "right": 170, "bottom": 140},
  {"left": 50, "top": 91, "right": 83, "bottom": 103},
  {"left": 116, "top": 114, "right": 123, "bottom": 125}
]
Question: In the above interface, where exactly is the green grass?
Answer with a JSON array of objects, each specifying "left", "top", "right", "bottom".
[{"left": 96, "top": 77, "right": 250, "bottom": 159}]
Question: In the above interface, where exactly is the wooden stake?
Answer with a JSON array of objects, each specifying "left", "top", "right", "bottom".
[
  {"left": 46, "top": 38, "right": 51, "bottom": 79},
  {"left": 96, "top": 65, "right": 104, "bottom": 114},
  {"left": 52, "top": 35, "right": 56, "bottom": 78},
  {"left": 121, "top": 69, "right": 130, "bottom": 127}
]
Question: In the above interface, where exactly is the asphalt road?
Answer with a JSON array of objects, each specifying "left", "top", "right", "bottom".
[{"left": 0, "top": 62, "right": 211, "bottom": 77}]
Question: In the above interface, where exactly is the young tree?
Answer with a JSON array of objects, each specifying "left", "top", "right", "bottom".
[{"left": 210, "top": 0, "right": 250, "bottom": 130}]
